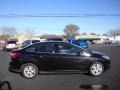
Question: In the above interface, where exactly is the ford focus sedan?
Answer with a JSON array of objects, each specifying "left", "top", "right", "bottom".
[{"left": 9, "top": 41, "right": 110, "bottom": 79}]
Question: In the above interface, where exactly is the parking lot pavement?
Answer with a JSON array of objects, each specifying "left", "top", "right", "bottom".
[
  {"left": 0, "top": 45, "right": 120, "bottom": 90},
  {"left": 91, "top": 43, "right": 120, "bottom": 47}
]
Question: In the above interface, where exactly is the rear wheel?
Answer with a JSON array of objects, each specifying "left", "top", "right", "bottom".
[
  {"left": 21, "top": 63, "right": 38, "bottom": 79},
  {"left": 89, "top": 61, "right": 104, "bottom": 76},
  {"left": 3, "top": 48, "right": 7, "bottom": 52}
]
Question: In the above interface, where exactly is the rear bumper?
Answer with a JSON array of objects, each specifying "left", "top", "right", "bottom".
[
  {"left": 9, "top": 66, "right": 20, "bottom": 73},
  {"left": 8, "top": 61, "right": 21, "bottom": 73}
]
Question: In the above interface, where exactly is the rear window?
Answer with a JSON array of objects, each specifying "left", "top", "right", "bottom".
[
  {"left": 7, "top": 41, "right": 16, "bottom": 44},
  {"left": 25, "top": 44, "right": 39, "bottom": 52},
  {"left": 24, "top": 40, "right": 31, "bottom": 44},
  {"left": 32, "top": 40, "right": 40, "bottom": 43}
]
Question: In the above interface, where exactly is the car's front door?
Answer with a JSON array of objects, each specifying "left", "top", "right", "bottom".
[{"left": 57, "top": 43, "right": 86, "bottom": 70}]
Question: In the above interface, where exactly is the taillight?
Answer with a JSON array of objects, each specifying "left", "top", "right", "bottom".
[{"left": 10, "top": 52, "right": 21, "bottom": 59}]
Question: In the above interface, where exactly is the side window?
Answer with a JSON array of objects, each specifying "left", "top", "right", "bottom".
[
  {"left": 38, "top": 43, "right": 55, "bottom": 53},
  {"left": 59, "top": 44, "right": 82, "bottom": 55},
  {"left": 46, "top": 44, "right": 55, "bottom": 53},
  {"left": 25, "top": 44, "right": 39, "bottom": 52},
  {"left": 59, "top": 44, "right": 71, "bottom": 54},
  {"left": 38, "top": 44, "right": 46, "bottom": 52}
]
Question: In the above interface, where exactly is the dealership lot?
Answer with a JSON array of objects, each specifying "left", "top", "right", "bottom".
[{"left": 0, "top": 45, "right": 120, "bottom": 90}]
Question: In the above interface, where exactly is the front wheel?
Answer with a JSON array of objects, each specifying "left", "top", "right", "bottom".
[
  {"left": 21, "top": 63, "right": 38, "bottom": 79},
  {"left": 89, "top": 61, "right": 104, "bottom": 76}
]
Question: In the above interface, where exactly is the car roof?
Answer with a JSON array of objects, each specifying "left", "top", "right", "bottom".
[
  {"left": 27, "top": 41, "right": 68, "bottom": 46},
  {"left": 24, "top": 40, "right": 40, "bottom": 41},
  {"left": 47, "top": 38, "right": 63, "bottom": 41},
  {"left": 35, "top": 41, "right": 82, "bottom": 48},
  {"left": 22, "top": 41, "right": 66, "bottom": 49},
  {"left": 36, "top": 41, "right": 65, "bottom": 44}
]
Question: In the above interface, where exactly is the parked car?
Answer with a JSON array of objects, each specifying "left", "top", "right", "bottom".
[
  {"left": 3, "top": 40, "right": 18, "bottom": 51},
  {"left": 22, "top": 40, "right": 40, "bottom": 47},
  {"left": 79, "top": 41, "right": 89, "bottom": 48},
  {"left": 46, "top": 38, "right": 63, "bottom": 41},
  {"left": 68, "top": 39, "right": 89, "bottom": 48},
  {"left": 104, "top": 40, "right": 113, "bottom": 44},
  {"left": 9, "top": 41, "right": 110, "bottom": 79}
]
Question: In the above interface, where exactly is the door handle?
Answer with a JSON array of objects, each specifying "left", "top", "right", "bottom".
[{"left": 39, "top": 56, "right": 42, "bottom": 58}]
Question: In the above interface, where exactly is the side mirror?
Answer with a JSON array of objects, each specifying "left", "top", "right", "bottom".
[
  {"left": 80, "top": 51, "right": 91, "bottom": 57},
  {"left": 79, "top": 51, "right": 83, "bottom": 55},
  {"left": 76, "top": 51, "right": 83, "bottom": 56}
]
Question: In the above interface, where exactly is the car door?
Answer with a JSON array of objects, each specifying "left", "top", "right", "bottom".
[
  {"left": 36, "top": 42, "right": 64, "bottom": 70},
  {"left": 58, "top": 43, "right": 86, "bottom": 70}
]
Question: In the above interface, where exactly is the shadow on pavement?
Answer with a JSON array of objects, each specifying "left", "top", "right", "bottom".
[
  {"left": 39, "top": 71, "right": 84, "bottom": 75},
  {"left": 80, "top": 84, "right": 108, "bottom": 90},
  {"left": 0, "top": 81, "right": 12, "bottom": 90}
]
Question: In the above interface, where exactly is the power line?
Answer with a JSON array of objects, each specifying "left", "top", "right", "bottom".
[{"left": 0, "top": 13, "right": 120, "bottom": 18}]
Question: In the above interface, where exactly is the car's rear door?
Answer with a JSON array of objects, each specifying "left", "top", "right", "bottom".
[{"left": 36, "top": 42, "right": 64, "bottom": 70}]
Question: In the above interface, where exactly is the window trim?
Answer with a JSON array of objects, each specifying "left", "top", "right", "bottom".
[
  {"left": 57, "top": 43, "right": 83, "bottom": 55},
  {"left": 24, "top": 43, "right": 40, "bottom": 52},
  {"left": 24, "top": 42, "right": 88, "bottom": 56}
]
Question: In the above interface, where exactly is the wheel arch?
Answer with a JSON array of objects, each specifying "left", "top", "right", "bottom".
[{"left": 20, "top": 62, "right": 39, "bottom": 72}]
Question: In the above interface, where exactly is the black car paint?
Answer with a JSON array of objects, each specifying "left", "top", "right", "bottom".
[
  {"left": 9, "top": 42, "right": 110, "bottom": 73},
  {"left": 91, "top": 51, "right": 111, "bottom": 69}
]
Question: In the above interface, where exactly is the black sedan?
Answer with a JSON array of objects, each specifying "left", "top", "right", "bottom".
[{"left": 9, "top": 41, "right": 110, "bottom": 79}]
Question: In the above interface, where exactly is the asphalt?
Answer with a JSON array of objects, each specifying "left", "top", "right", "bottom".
[{"left": 0, "top": 45, "right": 120, "bottom": 90}]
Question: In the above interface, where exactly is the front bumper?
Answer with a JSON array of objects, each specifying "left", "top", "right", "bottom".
[{"left": 103, "top": 59, "right": 111, "bottom": 70}]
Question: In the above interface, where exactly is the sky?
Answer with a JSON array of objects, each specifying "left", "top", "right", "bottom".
[{"left": 0, "top": 0, "right": 120, "bottom": 35}]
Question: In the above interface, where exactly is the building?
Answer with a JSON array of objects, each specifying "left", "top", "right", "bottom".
[{"left": 75, "top": 34, "right": 109, "bottom": 44}]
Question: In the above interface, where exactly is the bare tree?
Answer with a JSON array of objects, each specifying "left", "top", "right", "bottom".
[
  {"left": 89, "top": 33, "right": 97, "bottom": 35},
  {"left": 64, "top": 24, "right": 80, "bottom": 39},
  {"left": 0, "top": 27, "right": 1, "bottom": 35},
  {"left": 0, "top": 26, "right": 17, "bottom": 37},
  {"left": 106, "top": 28, "right": 120, "bottom": 40},
  {"left": 24, "top": 28, "right": 36, "bottom": 40},
  {"left": 40, "top": 34, "right": 65, "bottom": 40},
  {"left": 82, "top": 32, "right": 87, "bottom": 35}
]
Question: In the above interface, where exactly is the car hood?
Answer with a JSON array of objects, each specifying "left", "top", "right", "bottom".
[
  {"left": 91, "top": 51, "right": 105, "bottom": 57},
  {"left": 91, "top": 51, "right": 110, "bottom": 60}
]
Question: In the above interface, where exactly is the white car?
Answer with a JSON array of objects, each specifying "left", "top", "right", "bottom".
[
  {"left": 3, "top": 41, "right": 18, "bottom": 51},
  {"left": 22, "top": 40, "right": 40, "bottom": 47}
]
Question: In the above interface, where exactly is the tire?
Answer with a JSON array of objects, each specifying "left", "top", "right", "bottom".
[
  {"left": 89, "top": 61, "right": 104, "bottom": 76},
  {"left": 5, "top": 49, "right": 7, "bottom": 52},
  {"left": 3, "top": 48, "right": 7, "bottom": 52},
  {"left": 21, "top": 63, "right": 38, "bottom": 79}
]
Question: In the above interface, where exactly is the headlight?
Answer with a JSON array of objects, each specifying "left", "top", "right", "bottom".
[{"left": 102, "top": 55, "right": 110, "bottom": 60}]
